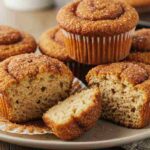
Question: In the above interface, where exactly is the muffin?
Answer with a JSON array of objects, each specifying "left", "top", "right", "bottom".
[
  {"left": 86, "top": 62, "right": 150, "bottom": 128},
  {"left": 127, "top": 29, "right": 150, "bottom": 64},
  {"left": 39, "top": 26, "right": 70, "bottom": 62},
  {"left": 126, "top": 0, "right": 150, "bottom": 7},
  {"left": 0, "top": 25, "right": 37, "bottom": 60},
  {"left": 43, "top": 87, "right": 101, "bottom": 140},
  {"left": 131, "top": 28, "right": 150, "bottom": 52},
  {"left": 0, "top": 53, "right": 73, "bottom": 123},
  {"left": 39, "top": 26, "right": 94, "bottom": 80},
  {"left": 57, "top": 0, "right": 139, "bottom": 65}
]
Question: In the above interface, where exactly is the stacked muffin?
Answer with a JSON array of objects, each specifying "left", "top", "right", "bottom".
[
  {"left": 127, "top": 28, "right": 150, "bottom": 64},
  {"left": 39, "top": 0, "right": 139, "bottom": 80}
]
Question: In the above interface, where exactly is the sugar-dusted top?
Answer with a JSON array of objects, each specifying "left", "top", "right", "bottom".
[
  {"left": 57, "top": 0, "right": 139, "bottom": 36},
  {"left": 0, "top": 53, "right": 73, "bottom": 91},
  {"left": 39, "top": 26, "right": 70, "bottom": 61},
  {"left": 0, "top": 25, "right": 37, "bottom": 60},
  {"left": 86, "top": 62, "right": 150, "bottom": 87}
]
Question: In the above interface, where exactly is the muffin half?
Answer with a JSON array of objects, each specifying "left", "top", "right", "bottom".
[
  {"left": 0, "top": 53, "right": 73, "bottom": 123},
  {"left": 43, "top": 87, "right": 101, "bottom": 140},
  {"left": 86, "top": 62, "right": 150, "bottom": 128}
]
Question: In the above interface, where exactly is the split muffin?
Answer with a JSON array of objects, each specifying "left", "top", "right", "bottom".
[
  {"left": 57, "top": 0, "right": 139, "bottom": 65},
  {"left": 0, "top": 25, "right": 37, "bottom": 60},
  {"left": 86, "top": 62, "right": 150, "bottom": 128},
  {"left": 127, "top": 28, "right": 150, "bottom": 64},
  {"left": 0, "top": 53, "right": 73, "bottom": 123},
  {"left": 39, "top": 26, "right": 94, "bottom": 80}
]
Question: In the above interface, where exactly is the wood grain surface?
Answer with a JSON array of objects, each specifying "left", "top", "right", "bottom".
[{"left": 0, "top": 1, "right": 126, "bottom": 150}]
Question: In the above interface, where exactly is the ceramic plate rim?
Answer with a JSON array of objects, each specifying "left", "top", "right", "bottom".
[{"left": 0, "top": 128, "right": 150, "bottom": 149}]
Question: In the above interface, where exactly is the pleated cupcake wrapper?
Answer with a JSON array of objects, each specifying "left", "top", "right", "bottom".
[
  {"left": 62, "top": 28, "right": 135, "bottom": 65},
  {"left": 0, "top": 78, "right": 86, "bottom": 135}
]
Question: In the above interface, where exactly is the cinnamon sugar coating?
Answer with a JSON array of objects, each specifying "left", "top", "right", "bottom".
[
  {"left": 132, "top": 29, "right": 150, "bottom": 52},
  {"left": 0, "top": 53, "right": 73, "bottom": 91},
  {"left": 0, "top": 25, "right": 37, "bottom": 60},
  {"left": 86, "top": 62, "right": 150, "bottom": 86},
  {"left": 57, "top": 0, "right": 139, "bottom": 36},
  {"left": 39, "top": 26, "right": 70, "bottom": 61}
]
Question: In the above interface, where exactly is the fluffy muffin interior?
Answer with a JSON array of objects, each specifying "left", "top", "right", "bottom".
[
  {"left": 44, "top": 88, "right": 100, "bottom": 125},
  {"left": 43, "top": 87, "right": 101, "bottom": 140},
  {"left": 91, "top": 74, "right": 145, "bottom": 128},
  {"left": 6, "top": 73, "right": 70, "bottom": 123}
]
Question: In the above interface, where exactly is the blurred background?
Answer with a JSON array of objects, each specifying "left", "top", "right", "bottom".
[
  {"left": 0, "top": 0, "right": 150, "bottom": 41},
  {"left": 0, "top": 0, "right": 71, "bottom": 39}
]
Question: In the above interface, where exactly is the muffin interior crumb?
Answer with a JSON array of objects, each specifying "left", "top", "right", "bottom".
[
  {"left": 94, "top": 74, "right": 145, "bottom": 127},
  {"left": 46, "top": 88, "right": 96, "bottom": 124},
  {"left": 6, "top": 73, "right": 70, "bottom": 123}
]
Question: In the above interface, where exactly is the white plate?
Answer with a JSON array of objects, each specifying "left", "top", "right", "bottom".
[{"left": 0, "top": 120, "right": 150, "bottom": 149}]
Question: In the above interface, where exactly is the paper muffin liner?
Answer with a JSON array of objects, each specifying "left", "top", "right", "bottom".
[
  {"left": 65, "top": 61, "right": 94, "bottom": 82},
  {"left": 0, "top": 77, "right": 86, "bottom": 135},
  {"left": 62, "top": 28, "right": 135, "bottom": 65}
]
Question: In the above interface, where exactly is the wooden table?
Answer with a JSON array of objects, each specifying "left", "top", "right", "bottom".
[{"left": 0, "top": 1, "right": 126, "bottom": 150}]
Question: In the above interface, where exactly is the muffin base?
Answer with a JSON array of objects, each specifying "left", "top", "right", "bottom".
[{"left": 62, "top": 28, "right": 135, "bottom": 65}]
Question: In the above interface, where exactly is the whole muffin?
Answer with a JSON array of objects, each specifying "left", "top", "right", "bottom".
[
  {"left": 39, "top": 26, "right": 94, "bottom": 80},
  {"left": 39, "top": 26, "right": 70, "bottom": 62},
  {"left": 127, "top": 29, "right": 150, "bottom": 64},
  {"left": 57, "top": 0, "right": 139, "bottom": 65},
  {"left": 0, "top": 53, "right": 73, "bottom": 123},
  {"left": 0, "top": 25, "right": 37, "bottom": 60}
]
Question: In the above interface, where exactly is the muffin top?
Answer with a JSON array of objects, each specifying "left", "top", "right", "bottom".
[
  {"left": 0, "top": 25, "right": 37, "bottom": 60},
  {"left": 0, "top": 53, "right": 73, "bottom": 91},
  {"left": 39, "top": 26, "right": 70, "bottom": 61},
  {"left": 132, "top": 28, "right": 150, "bottom": 52},
  {"left": 57, "top": 0, "right": 139, "bottom": 36},
  {"left": 86, "top": 62, "right": 150, "bottom": 86}
]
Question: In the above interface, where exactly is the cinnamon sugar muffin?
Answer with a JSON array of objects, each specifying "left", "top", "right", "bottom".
[
  {"left": 57, "top": 0, "right": 139, "bottom": 65},
  {"left": 0, "top": 53, "right": 73, "bottom": 123},
  {"left": 43, "top": 87, "right": 101, "bottom": 140},
  {"left": 39, "top": 26, "right": 70, "bottom": 62},
  {"left": 39, "top": 26, "right": 94, "bottom": 80},
  {"left": 86, "top": 62, "right": 150, "bottom": 128},
  {"left": 127, "top": 29, "right": 150, "bottom": 64},
  {"left": 0, "top": 25, "right": 37, "bottom": 60}
]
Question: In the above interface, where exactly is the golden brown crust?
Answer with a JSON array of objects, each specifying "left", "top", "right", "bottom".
[
  {"left": 0, "top": 53, "right": 73, "bottom": 90},
  {"left": 0, "top": 53, "right": 73, "bottom": 123},
  {"left": 87, "top": 62, "right": 150, "bottom": 87},
  {"left": 0, "top": 25, "right": 37, "bottom": 60},
  {"left": 131, "top": 29, "right": 150, "bottom": 52},
  {"left": 57, "top": 0, "right": 139, "bottom": 36},
  {"left": 43, "top": 88, "right": 101, "bottom": 140},
  {"left": 126, "top": 0, "right": 150, "bottom": 7},
  {"left": 39, "top": 26, "right": 70, "bottom": 61},
  {"left": 127, "top": 52, "right": 150, "bottom": 64},
  {"left": 86, "top": 62, "right": 150, "bottom": 128}
]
